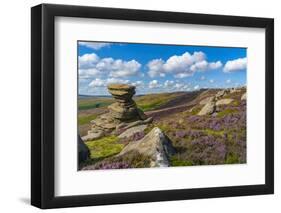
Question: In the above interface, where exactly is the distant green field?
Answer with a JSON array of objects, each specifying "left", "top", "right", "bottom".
[
  {"left": 78, "top": 97, "right": 114, "bottom": 110},
  {"left": 134, "top": 93, "right": 180, "bottom": 111},
  {"left": 78, "top": 93, "right": 180, "bottom": 112},
  {"left": 77, "top": 93, "right": 180, "bottom": 130}
]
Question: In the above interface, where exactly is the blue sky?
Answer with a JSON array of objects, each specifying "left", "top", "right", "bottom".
[{"left": 78, "top": 41, "right": 247, "bottom": 95}]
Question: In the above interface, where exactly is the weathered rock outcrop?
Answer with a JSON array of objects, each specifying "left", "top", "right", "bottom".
[
  {"left": 78, "top": 135, "right": 90, "bottom": 164},
  {"left": 118, "top": 127, "right": 175, "bottom": 167},
  {"left": 197, "top": 88, "right": 246, "bottom": 116},
  {"left": 198, "top": 99, "right": 216, "bottom": 116}
]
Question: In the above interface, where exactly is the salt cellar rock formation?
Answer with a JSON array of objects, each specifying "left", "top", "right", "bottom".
[
  {"left": 107, "top": 84, "right": 148, "bottom": 121},
  {"left": 82, "top": 84, "right": 152, "bottom": 141}
]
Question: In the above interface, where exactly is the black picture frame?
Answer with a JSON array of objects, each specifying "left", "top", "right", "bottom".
[{"left": 31, "top": 3, "right": 274, "bottom": 209}]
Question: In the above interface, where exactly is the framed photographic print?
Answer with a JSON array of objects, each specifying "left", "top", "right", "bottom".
[{"left": 31, "top": 3, "right": 274, "bottom": 209}]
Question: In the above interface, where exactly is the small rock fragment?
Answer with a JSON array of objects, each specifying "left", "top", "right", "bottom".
[{"left": 241, "top": 93, "right": 247, "bottom": 100}]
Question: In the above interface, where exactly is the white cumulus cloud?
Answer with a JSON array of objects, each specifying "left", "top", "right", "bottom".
[
  {"left": 223, "top": 57, "right": 247, "bottom": 72},
  {"left": 109, "top": 59, "right": 141, "bottom": 78},
  {"left": 164, "top": 80, "right": 174, "bottom": 88},
  {"left": 209, "top": 61, "right": 223, "bottom": 70},
  {"left": 163, "top": 80, "right": 190, "bottom": 91},
  {"left": 194, "top": 85, "right": 200, "bottom": 90},
  {"left": 190, "top": 60, "right": 208, "bottom": 72},
  {"left": 79, "top": 42, "right": 111, "bottom": 50},
  {"left": 174, "top": 83, "right": 185, "bottom": 90},
  {"left": 147, "top": 59, "right": 165, "bottom": 78},
  {"left": 79, "top": 68, "right": 102, "bottom": 79},
  {"left": 79, "top": 53, "right": 142, "bottom": 79},
  {"left": 88, "top": 78, "right": 106, "bottom": 87},
  {"left": 79, "top": 53, "right": 100, "bottom": 70},
  {"left": 149, "top": 80, "right": 161, "bottom": 89},
  {"left": 89, "top": 78, "right": 130, "bottom": 88},
  {"left": 107, "top": 78, "right": 130, "bottom": 85},
  {"left": 147, "top": 51, "right": 222, "bottom": 78},
  {"left": 174, "top": 73, "right": 193, "bottom": 78},
  {"left": 131, "top": 80, "right": 144, "bottom": 87},
  {"left": 200, "top": 76, "right": 206, "bottom": 80}
]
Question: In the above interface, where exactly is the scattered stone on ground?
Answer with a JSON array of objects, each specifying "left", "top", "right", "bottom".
[
  {"left": 118, "top": 124, "right": 148, "bottom": 139},
  {"left": 117, "top": 127, "right": 175, "bottom": 167},
  {"left": 241, "top": 93, "right": 247, "bottom": 100},
  {"left": 216, "top": 98, "right": 234, "bottom": 106},
  {"left": 78, "top": 135, "right": 90, "bottom": 163},
  {"left": 178, "top": 118, "right": 184, "bottom": 124},
  {"left": 82, "top": 129, "right": 104, "bottom": 141}
]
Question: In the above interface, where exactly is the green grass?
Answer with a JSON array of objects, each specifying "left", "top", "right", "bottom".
[
  {"left": 231, "top": 100, "right": 240, "bottom": 106},
  {"left": 217, "top": 108, "right": 238, "bottom": 118},
  {"left": 188, "top": 106, "right": 201, "bottom": 115},
  {"left": 170, "top": 156, "right": 193, "bottom": 167},
  {"left": 85, "top": 136, "right": 124, "bottom": 160},
  {"left": 78, "top": 98, "right": 114, "bottom": 110},
  {"left": 157, "top": 124, "right": 174, "bottom": 133},
  {"left": 225, "top": 153, "right": 240, "bottom": 164},
  {"left": 135, "top": 93, "right": 179, "bottom": 111},
  {"left": 78, "top": 93, "right": 180, "bottom": 111},
  {"left": 78, "top": 114, "right": 98, "bottom": 125},
  {"left": 203, "top": 128, "right": 225, "bottom": 137}
]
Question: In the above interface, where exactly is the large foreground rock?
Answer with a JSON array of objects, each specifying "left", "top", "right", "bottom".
[
  {"left": 78, "top": 135, "right": 90, "bottom": 164},
  {"left": 118, "top": 127, "right": 175, "bottom": 167}
]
